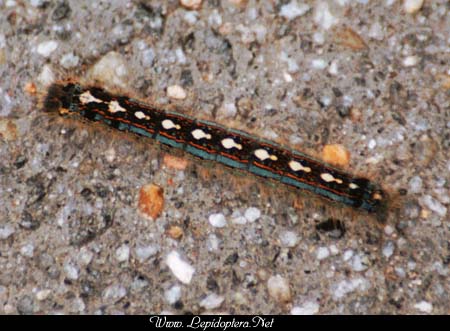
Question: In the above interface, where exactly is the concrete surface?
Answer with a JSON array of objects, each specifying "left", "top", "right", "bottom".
[{"left": 0, "top": 0, "right": 448, "bottom": 314}]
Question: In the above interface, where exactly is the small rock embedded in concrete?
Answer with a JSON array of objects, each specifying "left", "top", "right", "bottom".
[
  {"left": 322, "top": 144, "right": 350, "bottom": 167},
  {"left": 314, "top": 1, "right": 338, "bottom": 30},
  {"left": 316, "top": 247, "right": 330, "bottom": 260},
  {"left": 167, "top": 85, "right": 187, "bottom": 100},
  {"left": 199, "top": 293, "right": 225, "bottom": 310},
  {"left": 403, "top": 55, "right": 420, "bottom": 67},
  {"left": 116, "top": 244, "right": 130, "bottom": 262},
  {"left": 135, "top": 245, "right": 158, "bottom": 262},
  {"left": 166, "top": 251, "right": 195, "bottom": 284},
  {"left": 351, "top": 253, "right": 369, "bottom": 272},
  {"left": 382, "top": 241, "right": 395, "bottom": 258},
  {"left": 419, "top": 195, "right": 447, "bottom": 217},
  {"left": 36, "top": 40, "right": 58, "bottom": 57},
  {"left": 0, "top": 224, "right": 15, "bottom": 240},
  {"left": 279, "top": 231, "right": 299, "bottom": 248},
  {"left": 165, "top": 285, "right": 181, "bottom": 304},
  {"left": 36, "top": 289, "right": 52, "bottom": 301},
  {"left": 60, "top": 52, "right": 79, "bottom": 69},
  {"left": 180, "top": 0, "right": 202, "bottom": 10},
  {"left": 331, "top": 277, "right": 370, "bottom": 301},
  {"left": 244, "top": 207, "right": 261, "bottom": 223},
  {"left": 209, "top": 213, "right": 227, "bottom": 228},
  {"left": 267, "top": 275, "right": 291, "bottom": 303},
  {"left": 20, "top": 244, "right": 34, "bottom": 257},
  {"left": 88, "top": 51, "right": 129, "bottom": 89},
  {"left": 138, "top": 183, "right": 165, "bottom": 221},
  {"left": 37, "top": 64, "right": 55, "bottom": 86},
  {"left": 414, "top": 300, "right": 432, "bottom": 313},
  {"left": 291, "top": 301, "right": 320, "bottom": 315},
  {"left": 404, "top": 0, "right": 424, "bottom": 14},
  {"left": 102, "top": 283, "right": 127, "bottom": 304},
  {"left": 279, "top": 1, "right": 310, "bottom": 20},
  {"left": 409, "top": 176, "right": 423, "bottom": 194},
  {"left": 64, "top": 262, "right": 79, "bottom": 280}
]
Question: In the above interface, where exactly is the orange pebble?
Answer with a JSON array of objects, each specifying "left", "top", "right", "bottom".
[
  {"left": 322, "top": 144, "right": 350, "bottom": 167},
  {"left": 163, "top": 154, "right": 189, "bottom": 170},
  {"left": 138, "top": 183, "right": 164, "bottom": 221}
]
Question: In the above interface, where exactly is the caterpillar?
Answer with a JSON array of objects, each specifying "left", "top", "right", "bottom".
[{"left": 43, "top": 82, "right": 389, "bottom": 222}]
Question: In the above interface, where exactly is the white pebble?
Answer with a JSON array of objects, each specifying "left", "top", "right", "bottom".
[
  {"left": 402, "top": 55, "right": 420, "bottom": 67},
  {"left": 267, "top": 275, "right": 291, "bottom": 303},
  {"left": 368, "top": 21, "right": 384, "bottom": 41},
  {"left": 279, "top": 1, "right": 310, "bottom": 20},
  {"left": 419, "top": 195, "right": 447, "bottom": 217},
  {"left": 115, "top": 244, "right": 130, "bottom": 262},
  {"left": 209, "top": 213, "right": 227, "bottom": 228},
  {"left": 408, "top": 176, "right": 423, "bottom": 194},
  {"left": 37, "top": 64, "right": 55, "bottom": 86},
  {"left": 331, "top": 277, "right": 370, "bottom": 300},
  {"left": 314, "top": 1, "right": 338, "bottom": 30},
  {"left": 78, "top": 247, "right": 94, "bottom": 266},
  {"left": 279, "top": 231, "right": 299, "bottom": 248},
  {"left": 36, "top": 40, "right": 58, "bottom": 57},
  {"left": 180, "top": 0, "right": 202, "bottom": 10},
  {"left": 135, "top": 245, "right": 158, "bottom": 262},
  {"left": 36, "top": 289, "right": 52, "bottom": 301},
  {"left": 102, "top": 284, "right": 127, "bottom": 304},
  {"left": 414, "top": 301, "right": 432, "bottom": 313},
  {"left": 384, "top": 225, "right": 395, "bottom": 236},
  {"left": 207, "top": 234, "right": 221, "bottom": 251},
  {"left": 313, "top": 31, "right": 325, "bottom": 45},
  {"left": 199, "top": 293, "right": 225, "bottom": 310},
  {"left": 88, "top": 51, "right": 129, "bottom": 88},
  {"left": 351, "top": 253, "right": 368, "bottom": 272},
  {"left": 404, "top": 0, "right": 424, "bottom": 14},
  {"left": 60, "top": 52, "right": 79, "bottom": 69},
  {"left": 218, "top": 102, "right": 237, "bottom": 118},
  {"left": 291, "top": 301, "right": 320, "bottom": 315},
  {"left": 167, "top": 85, "right": 187, "bottom": 100},
  {"left": 328, "top": 60, "right": 339, "bottom": 75},
  {"left": 311, "top": 58, "right": 327, "bottom": 70},
  {"left": 244, "top": 207, "right": 261, "bottom": 223},
  {"left": 382, "top": 241, "right": 395, "bottom": 258},
  {"left": 20, "top": 244, "right": 34, "bottom": 257},
  {"left": 64, "top": 262, "right": 79, "bottom": 280},
  {"left": 164, "top": 285, "right": 181, "bottom": 304},
  {"left": 230, "top": 210, "right": 247, "bottom": 225},
  {"left": 0, "top": 225, "right": 15, "bottom": 240},
  {"left": 166, "top": 251, "right": 195, "bottom": 284},
  {"left": 368, "top": 139, "right": 377, "bottom": 149},
  {"left": 316, "top": 247, "right": 330, "bottom": 260},
  {"left": 329, "top": 244, "right": 339, "bottom": 255},
  {"left": 342, "top": 249, "right": 354, "bottom": 261}
]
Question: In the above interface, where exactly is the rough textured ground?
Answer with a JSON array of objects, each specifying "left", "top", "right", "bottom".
[{"left": 0, "top": 0, "right": 449, "bottom": 315}]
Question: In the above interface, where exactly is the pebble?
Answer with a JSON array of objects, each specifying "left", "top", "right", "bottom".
[
  {"left": 317, "top": 247, "right": 330, "bottom": 260},
  {"left": 180, "top": 0, "right": 202, "bottom": 10},
  {"left": 64, "top": 262, "right": 79, "bottom": 280},
  {"left": 408, "top": 176, "right": 423, "bottom": 194},
  {"left": 165, "top": 285, "right": 181, "bottom": 304},
  {"left": 351, "top": 253, "right": 369, "bottom": 272},
  {"left": 291, "top": 301, "right": 320, "bottom": 315},
  {"left": 88, "top": 51, "right": 129, "bottom": 88},
  {"left": 267, "top": 275, "right": 291, "bottom": 303},
  {"left": 404, "top": 0, "right": 424, "bottom": 14},
  {"left": 322, "top": 144, "right": 350, "bottom": 167},
  {"left": 328, "top": 60, "right": 339, "bottom": 75},
  {"left": 329, "top": 244, "right": 339, "bottom": 255},
  {"left": 230, "top": 210, "right": 247, "bottom": 225},
  {"left": 135, "top": 245, "right": 159, "bottom": 262},
  {"left": 60, "top": 52, "right": 79, "bottom": 69},
  {"left": 166, "top": 251, "right": 195, "bottom": 284},
  {"left": 414, "top": 301, "right": 432, "bottom": 313},
  {"left": 207, "top": 234, "right": 221, "bottom": 251},
  {"left": 311, "top": 58, "right": 327, "bottom": 70},
  {"left": 115, "top": 244, "right": 130, "bottom": 262},
  {"left": 384, "top": 225, "right": 395, "bottom": 236},
  {"left": 30, "top": 0, "right": 44, "bottom": 7},
  {"left": 20, "top": 244, "right": 34, "bottom": 257},
  {"left": 217, "top": 102, "right": 237, "bottom": 119},
  {"left": 382, "top": 241, "right": 395, "bottom": 258},
  {"left": 402, "top": 55, "right": 420, "bottom": 67},
  {"left": 395, "top": 267, "right": 406, "bottom": 278},
  {"left": 368, "top": 21, "right": 384, "bottom": 41},
  {"left": 208, "top": 213, "right": 227, "bottom": 228},
  {"left": 314, "top": 1, "right": 338, "bottom": 30},
  {"left": 0, "top": 224, "right": 15, "bottom": 240},
  {"left": 244, "top": 207, "right": 261, "bottom": 223},
  {"left": 279, "top": 1, "right": 310, "bottom": 20},
  {"left": 331, "top": 277, "right": 370, "bottom": 300},
  {"left": 68, "top": 297, "right": 85, "bottom": 313},
  {"left": 368, "top": 139, "right": 377, "bottom": 149},
  {"left": 77, "top": 247, "right": 94, "bottom": 266},
  {"left": 343, "top": 249, "right": 354, "bottom": 261},
  {"left": 37, "top": 64, "right": 55, "bottom": 86},
  {"left": 138, "top": 183, "right": 165, "bottom": 221},
  {"left": 199, "top": 293, "right": 225, "bottom": 310},
  {"left": 102, "top": 283, "right": 127, "bottom": 304},
  {"left": 36, "top": 40, "right": 58, "bottom": 57},
  {"left": 419, "top": 195, "right": 447, "bottom": 217},
  {"left": 36, "top": 289, "right": 52, "bottom": 301},
  {"left": 313, "top": 31, "right": 325, "bottom": 45},
  {"left": 167, "top": 85, "right": 187, "bottom": 100},
  {"left": 279, "top": 231, "right": 299, "bottom": 248}
]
